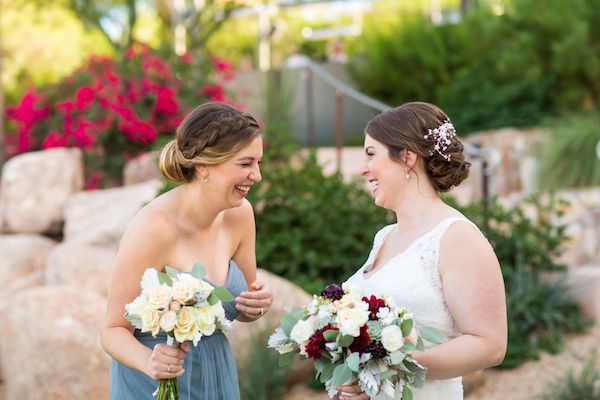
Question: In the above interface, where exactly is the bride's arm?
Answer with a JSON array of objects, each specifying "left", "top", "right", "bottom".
[
  {"left": 230, "top": 199, "right": 273, "bottom": 322},
  {"left": 100, "top": 209, "right": 187, "bottom": 380},
  {"left": 413, "top": 222, "right": 507, "bottom": 380}
]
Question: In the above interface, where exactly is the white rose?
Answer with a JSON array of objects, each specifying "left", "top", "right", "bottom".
[
  {"left": 210, "top": 302, "right": 226, "bottom": 320},
  {"left": 144, "top": 284, "right": 173, "bottom": 310},
  {"left": 376, "top": 307, "right": 396, "bottom": 326},
  {"left": 196, "top": 307, "right": 216, "bottom": 336},
  {"left": 125, "top": 295, "right": 148, "bottom": 317},
  {"left": 140, "top": 268, "right": 160, "bottom": 290},
  {"left": 317, "top": 303, "right": 334, "bottom": 319},
  {"left": 381, "top": 325, "right": 404, "bottom": 352},
  {"left": 141, "top": 307, "right": 161, "bottom": 336},
  {"left": 196, "top": 280, "right": 214, "bottom": 301},
  {"left": 159, "top": 310, "right": 177, "bottom": 332},
  {"left": 290, "top": 318, "right": 316, "bottom": 345},
  {"left": 336, "top": 308, "right": 369, "bottom": 337},
  {"left": 175, "top": 273, "right": 203, "bottom": 291},
  {"left": 172, "top": 281, "right": 196, "bottom": 304},
  {"left": 342, "top": 282, "right": 361, "bottom": 296}
]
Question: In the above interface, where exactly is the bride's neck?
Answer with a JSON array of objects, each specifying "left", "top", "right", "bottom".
[{"left": 392, "top": 195, "right": 445, "bottom": 230}]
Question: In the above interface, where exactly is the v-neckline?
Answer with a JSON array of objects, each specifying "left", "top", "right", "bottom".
[{"left": 362, "top": 217, "right": 456, "bottom": 280}]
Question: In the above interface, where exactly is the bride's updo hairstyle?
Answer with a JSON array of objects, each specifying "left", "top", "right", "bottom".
[
  {"left": 365, "top": 102, "right": 470, "bottom": 192},
  {"left": 159, "top": 102, "right": 261, "bottom": 183}
]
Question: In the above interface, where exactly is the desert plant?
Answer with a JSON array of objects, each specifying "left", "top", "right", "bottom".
[{"left": 537, "top": 356, "right": 600, "bottom": 400}]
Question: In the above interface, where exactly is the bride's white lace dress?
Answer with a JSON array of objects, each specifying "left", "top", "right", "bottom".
[{"left": 346, "top": 216, "right": 480, "bottom": 400}]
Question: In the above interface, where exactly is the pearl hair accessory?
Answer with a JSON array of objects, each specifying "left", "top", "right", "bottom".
[{"left": 424, "top": 119, "right": 456, "bottom": 161}]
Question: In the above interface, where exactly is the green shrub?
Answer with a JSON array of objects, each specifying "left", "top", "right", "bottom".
[
  {"left": 537, "top": 356, "right": 600, "bottom": 400},
  {"left": 450, "top": 196, "right": 592, "bottom": 368},
  {"left": 537, "top": 112, "right": 600, "bottom": 190},
  {"left": 238, "top": 329, "right": 291, "bottom": 400},
  {"left": 248, "top": 152, "right": 392, "bottom": 294}
]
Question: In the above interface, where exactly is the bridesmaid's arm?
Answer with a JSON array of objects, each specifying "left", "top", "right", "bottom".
[
  {"left": 101, "top": 209, "right": 187, "bottom": 380},
  {"left": 229, "top": 199, "right": 273, "bottom": 322},
  {"left": 412, "top": 222, "right": 507, "bottom": 379}
]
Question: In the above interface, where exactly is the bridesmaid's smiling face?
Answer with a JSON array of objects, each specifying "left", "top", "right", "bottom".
[{"left": 360, "top": 134, "right": 406, "bottom": 209}]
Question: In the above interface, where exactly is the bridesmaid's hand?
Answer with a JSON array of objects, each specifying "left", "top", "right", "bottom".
[
  {"left": 235, "top": 280, "right": 273, "bottom": 320},
  {"left": 336, "top": 384, "right": 369, "bottom": 400},
  {"left": 145, "top": 342, "right": 188, "bottom": 380}
]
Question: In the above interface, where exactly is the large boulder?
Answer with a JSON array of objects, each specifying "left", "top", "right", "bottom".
[
  {"left": 45, "top": 242, "right": 117, "bottom": 297},
  {"left": 63, "top": 179, "right": 163, "bottom": 247},
  {"left": 0, "top": 286, "right": 110, "bottom": 400},
  {"left": 0, "top": 235, "right": 57, "bottom": 295},
  {"left": 0, "top": 148, "right": 84, "bottom": 234},
  {"left": 227, "top": 269, "right": 313, "bottom": 385},
  {"left": 564, "top": 265, "right": 600, "bottom": 322}
]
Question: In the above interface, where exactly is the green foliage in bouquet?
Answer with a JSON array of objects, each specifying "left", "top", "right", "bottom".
[
  {"left": 537, "top": 112, "right": 600, "bottom": 190},
  {"left": 247, "top": 152, "right": 393, "bottom": 294},
  {"left": 537, "top": 356, "right": 600, "bottom": 400},
  {"left": 448, "top": 196, "right": 592, "bottom": 368}
]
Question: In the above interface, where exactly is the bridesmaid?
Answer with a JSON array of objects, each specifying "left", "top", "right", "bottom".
[{"left": 101, "top": 102, "right": 273, "bottom": 399}]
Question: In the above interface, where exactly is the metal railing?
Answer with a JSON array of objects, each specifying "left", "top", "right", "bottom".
[{"left": 300, "top": 60, "right": 499, "bottom": 207}]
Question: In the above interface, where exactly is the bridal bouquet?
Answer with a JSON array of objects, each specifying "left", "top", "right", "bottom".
[
  {"left": 125, "top": 263, "right": 234, "bottom": 400},
  {"left": 268, "top": 282, "right": 444, "bottom": 400}
]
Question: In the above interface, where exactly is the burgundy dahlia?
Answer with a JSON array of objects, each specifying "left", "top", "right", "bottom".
[
  {"left": 348, "top": 324, "right": 371, "bottom": 353},
  {"left": 321, "top": 284, "right": 344, "bottom": 301},
  {"left": 364, "top": 342, "right": 387, "bottom": 359},
  {"left": 305, "top": 323, "right": 335, "bottom": 360},
  {"left": 363, "top": 295, "right": 386, "bottom": 320}
]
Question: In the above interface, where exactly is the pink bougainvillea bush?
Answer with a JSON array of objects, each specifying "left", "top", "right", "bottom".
[{"left": 5, "top": 44, "right": 236, "bottom": 187}]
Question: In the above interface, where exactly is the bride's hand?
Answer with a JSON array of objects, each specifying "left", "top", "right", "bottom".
[
  {"left": 336, "top": 384, "right": 369, "bottom": 400},
  {"left": 145, "top": 342, "right": 188, "bottom": 380},
  {"left": 235, "top": 280, "right": 273, "bottom": 320}
]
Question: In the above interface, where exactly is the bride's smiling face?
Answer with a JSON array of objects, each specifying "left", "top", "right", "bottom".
[{"left": 360, "top": 134, "right": 406, "bottom": 209}]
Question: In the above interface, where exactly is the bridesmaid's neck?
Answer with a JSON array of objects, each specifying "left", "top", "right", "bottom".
[{"left": 174, "top": 182, "right": 226, "bottom": 230}]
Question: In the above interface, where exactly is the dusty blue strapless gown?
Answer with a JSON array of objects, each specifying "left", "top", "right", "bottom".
[{"left": 109, "top": 261, "right": 247, "bottom": 400}]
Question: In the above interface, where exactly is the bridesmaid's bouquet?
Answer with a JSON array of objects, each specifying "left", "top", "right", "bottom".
[
  {"left": 125, "top": 263, "right": 234, "bottom": 400},
  {"left": 268, "top": 282, "right": 444, "bottom": 400}
]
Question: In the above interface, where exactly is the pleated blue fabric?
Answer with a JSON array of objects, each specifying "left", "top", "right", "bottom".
[{"left": 110, "top": 261, "right": 247, "bottom": 400}]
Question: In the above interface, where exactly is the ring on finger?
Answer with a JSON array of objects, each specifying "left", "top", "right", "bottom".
[
  {"left": 259, "top": 307, "right": 264, "bottom": 316},
  {"left": 167, "top": 364, "right": 172, "bottom": 373}
]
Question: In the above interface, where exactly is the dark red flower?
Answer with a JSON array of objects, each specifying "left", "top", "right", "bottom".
[
  {"left": 348, "top": 324, "right": 371, "bottom": 353},
  {"left": 362, "top": 295, "right": 386, "bottom": 320},
  {"left": 75, "top": 86, "right": 95, "bottom": 111},
  {"left": 305, "top": 323, "right": 335, "bottom": 360}
]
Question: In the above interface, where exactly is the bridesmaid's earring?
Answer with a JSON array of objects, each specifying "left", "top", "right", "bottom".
[
  {"left": 405, "top": 170, "right": 410, "bottom": 180},
  {"left": 202, "top": 175, "right": 208, "bottom": 183}
]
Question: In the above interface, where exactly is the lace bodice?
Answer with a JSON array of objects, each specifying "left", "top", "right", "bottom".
[{"left": 346, "top": 216, "right": 482, "bottom": 400}]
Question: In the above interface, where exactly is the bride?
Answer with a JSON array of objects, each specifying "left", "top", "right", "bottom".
[{"left": 338, "top": 102, "right": 507, "bottom": 400}]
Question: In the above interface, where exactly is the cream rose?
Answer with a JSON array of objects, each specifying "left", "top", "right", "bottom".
[
  {"left": 144, "top": 284, "right": 173, "bottom": 310},
  {"left": 290, "top": 318, "right": 316, "bottom": 345},
  {"left": 337, "top": 293, "right": 362, "bottom": 308},
  {"left": 336, "top": 308, "right": 369, "bottom": 337},
  {"left": 196, "top": 307, "right": 216, "bottom": 336},
  {"left": 141, "top": 308, "right": 161, "bottom": 336},
  {"left": 172, "top": 281, "right": 195, "bottom": 304},
  {"left": 381, "top": 325, "right": 404, "bottom": 352},
  {"left": 210, "top": 302, "right": 226, "bottom": 321},
  {"left": 159, "top": 310, "right": 177, "bottom": 332},
  {"left": 196, "top": 280, "right": 214, "bottom": 300},
  {"left": 174, "top": 306, "right": 196, "bottom": 342}
]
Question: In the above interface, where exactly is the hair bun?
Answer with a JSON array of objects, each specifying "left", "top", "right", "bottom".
[{"left": 424, "top": 141, "right": 471, "bottom": 192}]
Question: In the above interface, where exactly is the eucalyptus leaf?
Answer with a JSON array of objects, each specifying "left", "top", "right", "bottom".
[
  {"left": 390, "top": 351, "right": 405, "bottom": 365},
  {"left": 419, "top": 326, "right": 445, "bottom": 344},
  {"left": 402, "top": 386, "right": 413, "bottom": 400},
  {"left": 207, "top": 292, "right": 218, "bottom": 305},
  {"left": 416, "top": 337, "right": 425, "bottom": 352},
  {"left": 281, "top": 315, "right": 300, "bottom": 336},
  {"left": 323, "top": 330, "right": 338, "bottom": 341},
  {"left": 158, "top": 272, "right": 172, "bottom": 285},
  {"left": 191, "top": 263, "right": 207, "bottom": 280},
  {"left": 164, "top": 266, "right": 179, "bottom": 278},
  {"left": 402, "top": 342, "right": 416, "bottom": 352},
  {"left": 400, "top": 318, "right": 413, "bottom": 337},
  {"left": 331, "top": 364, "right": 352, "bottom": 386},
  {"left": 212, "top": 287, "right": 234, "bottom": 302},
  {"left": 288, "top": 307, "right": 305, "bottom": 320},
  {"left": 336, "top": 334, "right": 354, "bottom": 348},
  {"left": 320, "top": 362, "right": 335, "bottom": 383},
  {"left": 346, "top": 352, "right": 360, "bottom": 372}
]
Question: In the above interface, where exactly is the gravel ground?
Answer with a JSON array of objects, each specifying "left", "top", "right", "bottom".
[{"left": 466, "top": 324, "right": 600, "bottom": 400}]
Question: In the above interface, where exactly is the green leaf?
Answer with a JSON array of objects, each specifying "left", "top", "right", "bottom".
[
  {"left": 390, "top": 351, "right": 405, "bottom": 364},
  {"left": 336, "top": 334, "right": 354, "bottom": 348},
  {"left": 287, "top": 307, "right": 305, "bottom": 320},
  {"left": 346, "top": 352, "right": 360, "bottom": 372},
  {"left": 402, "top": 342, "right": 416, "bottom": 352},
  {"left": 323, "top": 330, "right": 338, "bottom": 341},
  {"left": 164, "top": 266, "right": 179, "bottom": 278},
  {"left": 379, "top": 370, "right": 397, "bottom": 380},
  {"left": 278, "top": 351, "right": 295, "bottom": 367},
  {"left": 402, "top": 386, "right": 413, "bottom": 400},
  {"left": 331, "top": 364, "right": 352, "bottom": 386},
  {"left": 212, "top": 287, "right": 234, "bottom": 302},
  {"left": 320, "top": 362, "right": 335, "bottom": 383},
  {"left": 158, "top": 272, "right": 172, "bottom": 285},
  {"left": 281, "top": 315, "right": 300, "bottom": 336},
  {"left": 315, "top": 359, "right": 325, "bottom": 373},
  {"left": 419, "top": 327, "right": 445, "bottom": 344},
  {"left": 401, "top": 318, "right": 413, "bottom": 337},
  {"left": 416, "top": 337, "right": 425, "bottom": 352},
  {"left": 207, "top": 292, "right": 218, "bottom": 305},
  {"left": 191, "top": 263, "right": 206, "bottom": 280}
]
